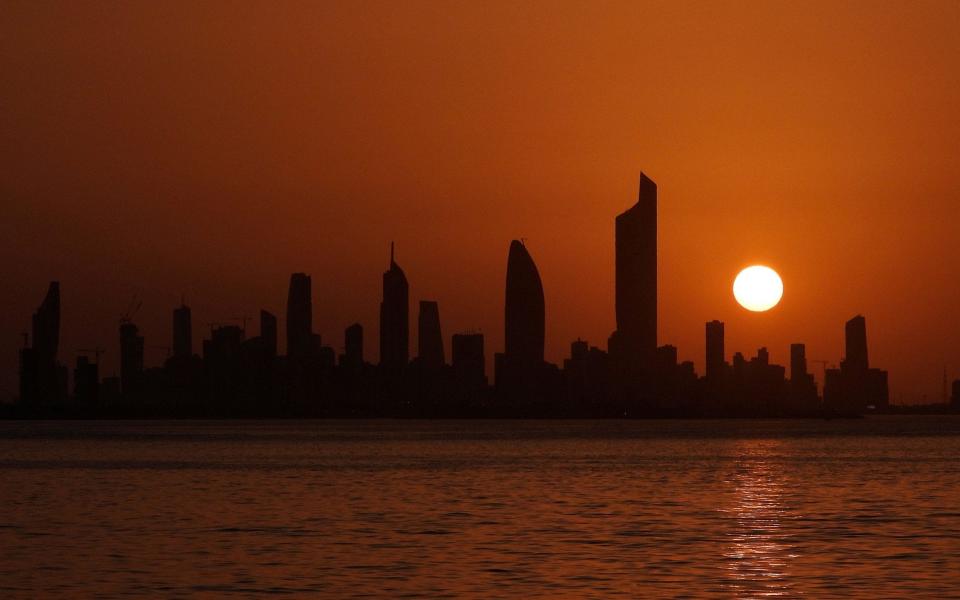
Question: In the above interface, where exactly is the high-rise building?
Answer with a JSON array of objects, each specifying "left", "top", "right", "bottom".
[
  {"left": 31, "top": 282, "right": 60, "bottom": 362},
  {"left": 417, "top": 301, "right": 444, "bottom": 368},
  {"left": 286, "top": 273, "right": 313, "bottom": 360},
  {"left": 119, "top": 322, "right": 144, "bottom": 397},
  {"left": 844, "top": 315, "right": 869, "bottom": 372},
  {"left": 825, "top": 315, "right": 889, "bottom": 412},
  {"left": 790, "top": 343, "right": 808, "bottom": 382},
  {"left": 260, "top": 310, "right": 277, "bottom": 358},
  {"left": 706, "top": 320, "right": 725, "bottom": 382},
  {"left": 504, "top": 240, "right": 544, "bottom": 364},
  {"left": 613, "top": 173, "right": 657, "bottom": 362},
  {"left": 173, "top": 304, "right": 192, "bottom": 359},
  {"left": 379, "top": 243, "right": 409, "bottom": 371}
]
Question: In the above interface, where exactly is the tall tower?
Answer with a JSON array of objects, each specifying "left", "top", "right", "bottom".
[
  {"left": 32, "top": 281, "right": 60, "bottom": 362},
  {"left": 379, "top": 243, "right": 409, "bottom": 371},
  {"left": 844, "top": 315, "right": 869, "bottom": 372},
  {"left": 790, "top": 343, "right": 808, "bottom": 382},
  {"left": 418, "top": 300, "right": 444, "bottom": 368},
  {"left": 172, "top": 304, "right": 192, "bottom": 359},
  {"left": 286, "top": 273, "right": 313, "bottom": 359},
  {"left": 706, "top": 320, "right": 725, "bottom": 382},
  {"left": 119, "top": 322, "right": 144, "bottom": 397},
  {"left": 614, "top": 173, "right": 657, "bottom": 363},
  {"left": 504, "top": 240, "right": 545, "bottom": 364}
]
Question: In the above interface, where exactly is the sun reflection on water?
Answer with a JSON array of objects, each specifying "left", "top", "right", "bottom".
[{"left": 722, "top": 440, "right": 799, "bottom": 597}]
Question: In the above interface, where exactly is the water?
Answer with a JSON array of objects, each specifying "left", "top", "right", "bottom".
[{"left": 2, "top": 417, "right": 960, "bottom": 598}]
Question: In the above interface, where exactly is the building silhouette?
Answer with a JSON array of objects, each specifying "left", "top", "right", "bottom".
[
  {"left": 18, "top": 282, "right": 66, "bottom": 407},
  {"left": 610, "top": 173, "right": 658, "bottom": 367},
  {"left": 417, "top": 301, "right": 444, "bottom": 368},
  {"left": 824, "top": 315, "right": 889, "bottom": 412},
  {"left": 705, "top": 320, "right": 726, "bottom": 383},
  {"left": 495, "top": 240, "right": 553, "bottom": 404},
  {"left": 379, "top": 243, "right": 409, "bottom": 372},
  {"left": 341, "top": 323, "right": 364, "bottom": 370},
  {"left": 286, "top": 273, "right": 315, "bottom": 360},
  {"left": 452, "top": 333, "right": 486, "bottom": 390},
  {"left": 173, "top": 304, "right": 192, "bottom": 359},
  {"left": 260, "top": 310, "right": 277, "bottom": 359},
  {"left": 119, "top": 321, "right": 144, "bottom": 398}
]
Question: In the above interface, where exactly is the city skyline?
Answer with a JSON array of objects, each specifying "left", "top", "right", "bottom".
[
  {"left": 12, "top": 172, "right": 932, "bottom": 418},
  {"left": 4, "top": 3, "right": 960, "bottom": 405}
]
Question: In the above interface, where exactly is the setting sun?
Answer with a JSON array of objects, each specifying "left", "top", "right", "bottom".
[{"left": 733, "top": 266, "right": 783, "bottom": 312}]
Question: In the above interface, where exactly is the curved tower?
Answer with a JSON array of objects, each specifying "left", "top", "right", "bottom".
[{"left": 504, "top": 240, "right": 545, "bottom": 364}]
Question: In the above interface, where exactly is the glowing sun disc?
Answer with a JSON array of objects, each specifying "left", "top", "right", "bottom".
[{"left": 733, "top": 266, "right": 783, "bottom": 312}]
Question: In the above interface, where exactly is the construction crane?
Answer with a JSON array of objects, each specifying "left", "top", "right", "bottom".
[
  {"left": 120, "top": 294, "right": 142, "bottom": 325},
  {"left": 78, "top": 347, "right": 106, "bottom": 363}
]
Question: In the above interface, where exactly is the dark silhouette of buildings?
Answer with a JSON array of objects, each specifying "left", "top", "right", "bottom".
[
  {"left": 119, "top": 321, "right": 144, "bottom": 398},
  {"left": 824, "top": 315, "right": 889, "bottom": 412},
  {"left": 417, "top": 301, "right": 444, "bottom": 368},
  {"left": 494, "top": 240, "right": 558, "bottom": 409},
  {"left": 953, "top": 379, "right": 960, "bottom": 410},
  {"left": 452, "top": 333, "right": 486, "bottom": 391},
  {"left": 610, "top": 173, "right": 658, "bottom": 368},
  {"left": 173, "top": 304, "right": 192, "bottom": 359},
  {"left": 341, "top": 323, "right": 364, "bottom": 370},
  {"left": 18, "top": 282, "right": 66, "bottom": 407},
  {"left": 286, "top": 273, "right": 315, "bottom": 360},
  {"left": 260, "top": 310, "right": 277, "bottom": 359},
  {"left": 379, "top": 243, "right": 409, "bottom": 372},
  {"left": 706, "top": 320, "right": 726, "bottom": 383},
  {"left": 7, "top": 171, "right": 919, "bottom": 420}
]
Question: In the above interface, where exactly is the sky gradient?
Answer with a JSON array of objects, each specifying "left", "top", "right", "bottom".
[{"left": 2, "top": 0, "right": 959, "bottom": 402}]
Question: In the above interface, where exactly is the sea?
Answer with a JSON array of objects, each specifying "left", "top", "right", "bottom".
[{"left": 1, "top": 417, "right": 959, "bottom": 598}]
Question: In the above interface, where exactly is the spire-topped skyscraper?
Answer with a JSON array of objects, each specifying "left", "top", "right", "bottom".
[{"left": 379, "top": 243, "right": 409, "bottom": 371}]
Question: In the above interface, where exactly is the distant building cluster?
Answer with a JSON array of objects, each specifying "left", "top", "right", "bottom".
[{"left": 12, "top": 173, "right": 927, "bottom": 418}]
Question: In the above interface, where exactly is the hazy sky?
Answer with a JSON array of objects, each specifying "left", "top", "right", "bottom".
[{"left": 2, "top": 0, "right": 959, "bottom": 402}]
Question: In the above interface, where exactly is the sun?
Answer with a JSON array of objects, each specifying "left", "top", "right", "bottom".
[{"left": 733, "top": 266, "right": 783, "bottom": 312}]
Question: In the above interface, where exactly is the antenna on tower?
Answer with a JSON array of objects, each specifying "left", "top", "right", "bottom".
[{"left": 390, "top": 241, "right": 395, "bottom": 264}]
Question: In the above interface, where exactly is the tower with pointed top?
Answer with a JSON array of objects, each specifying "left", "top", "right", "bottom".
[
  {"left": 379, "top": 242, "right": 409, "bottom": 371},
  {"left": 612, "top": 173, "right": 658, "bottom": 364}
]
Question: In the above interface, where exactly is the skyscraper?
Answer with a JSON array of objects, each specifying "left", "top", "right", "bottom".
[
  {"left": 19, "top": 282, "right": 64, "bottom": 405},
  {"left": 504, "top": 240, "right": 545, "bottom": 364},
  {"left": 379, "top": 243, "right": 409, "bottom": 371},
  {"left": 32, "top": 281, "right": 60, "bottom": 362},
  {"left": 613, "top": 173, "right": 657, "bottom": 362},
  {"left": 705, "top": 320, "right": 725, "bottom": 382},
  {"left": 844, "top": 315, "right": 869, "bottom": 372},
  {"left": 173, "top": 304, "right": 192, "bottom": 359},
  {"left": 120, "top": 322, "right": 144, "bottom": 397},
  {"left": 286, "top": 273, "right": 313, "bottom": 360},
  {"left": 790, "top": 343, "right": 808, "bottom": 382},
  {"left": 417, "top": 300, "right": 444, "bottom": 368}
]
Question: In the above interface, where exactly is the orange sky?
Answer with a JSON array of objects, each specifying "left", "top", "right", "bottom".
[{"left": 2, "top": 1, "right": 959, "bottom": 403}]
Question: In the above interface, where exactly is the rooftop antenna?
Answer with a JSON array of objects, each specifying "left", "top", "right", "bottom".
[{"left": 390, "top": 241, "right": 395, "bottom": 264}]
